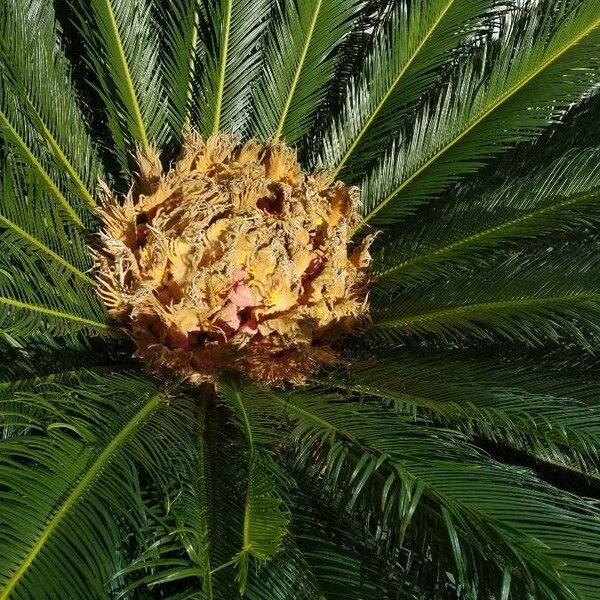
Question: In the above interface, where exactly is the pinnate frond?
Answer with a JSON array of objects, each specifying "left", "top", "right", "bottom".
[
  {"left": 253, "top": 383, "right": 600, "bottom": 599},
  {"left": 327, "top": 351, "right": 600, "bottom": 475},
  {"left": 70, "top": 0, "right": 167, "bottom": 170},
  {"left": 0, "top": 0, "right": 102, "bottom": 218},
  {"left": 0, "top": 165, "right": 109, "bottom": 341},
  {"left": 0, "top": 372, "right": 188, "bottom": 599},
  {"left": 360, "top": 0, "right": 600, "bottom": 226},
  {"left": 321, "top": 0, "right": 497, "bottom": 180},
  {"left": 197, "top": 0, "right": 272, "bottom": 136},
  {"left": 250, "top": 0, "right": 364, "bottom": 144},
  {"left": 370, "top": 242, "right": 600, "bottom": 349},
  {"left": 373, "top": 147, "right": 600, "bottom": 289},
  {"left": 154, "top": 0, "right": 203, "bottom": 139},
  {"left": 218, "top": 375, "right": 290, "bottom": 593}
]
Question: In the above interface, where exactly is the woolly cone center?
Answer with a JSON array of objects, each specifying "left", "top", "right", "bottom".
[{"left": 95, "top": 133, "right": 373, "bottom": 386}]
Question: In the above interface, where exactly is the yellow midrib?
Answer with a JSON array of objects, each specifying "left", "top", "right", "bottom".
[
  {"left": 100, "top": 0, "right": 150, "bottom": 152},
  {"left": 0, "top": 110, "right": 84, "bottom": 227},
  {"left": 377, "top": 188, "right": 600, "bottom": 280},
  {"left": 0, "top": 212, "right": 94, "bottom": 284},
  {"left": 0, "top": 296, "right": 111, "bottom": 332},
  {"left": 212, "top": 0, "right": 233, "bottom": 135},
  {"left": 374, "top": 293, "right": 600, "bottom": 330},
  {"left": 22, "top": 97, "right": 97, "bottom": 208}
]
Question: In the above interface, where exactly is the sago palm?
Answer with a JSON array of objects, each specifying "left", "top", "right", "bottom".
[{"left": 1, "top": 0, "right": 600, "bottom": 597}]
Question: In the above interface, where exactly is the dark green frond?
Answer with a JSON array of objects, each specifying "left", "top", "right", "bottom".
[
  {"left": 373, "top": 147, "right": 600, "bottom": 289},
  {"left": 0, "top": 0, "right": 102, "bottom": 216},
  {"left": 322, "top": 0, "right": 496, "bottom": 179},
  {"left": 69, "top": 0, "right": 167, "bottom": 169},
  {"left": 370, "top": 241, "right": 600, "bottom": 349},
  {"left": 250, "top": 0, "right": 364, "bottom": 144},
  {"left": 326, "top": 350, "right": 600, "bottom": 476},
  {"left": 115, "top": 398, "right": 252, "bottom": 599},
  {"left": 285, "top": 498, "right": 408, "bottom": 600},
  {"left": 0, "top": 118, "right": 84, "bottom": 227},
  {"left": 360, "top": 0, "right": 600, "bottom": 226},
  {"left": 155, "top": 0, "right": 203, "bottom": 139},
  {"left": 244, "top": 541, "right": 323, "bottom": 600},
  {"left": 0, "top": 372, "right": 180, "bottom": 599},
  {"left": 247, "top": 494, "right": 411, "bottom": 600},
  {"left": 197, "top": 0, "right": 272, "bottom": 136},
  {"left": 111, "top": 395, "right": 214, "bottom": 599},
  {"left": 0, "top": 254, "right": 108, "bottom": 340},
  {"left": 0, "top": 164, "right": 92, "bottom": 274},
  {"left": 218, "top": 375, "right": 290, "bottom": 593},
  {"left": 255, "top": 384, "right": 600, "bottom": 599},
  {"left": 0, "top": 165, "right": 109, "bottom": 341}
]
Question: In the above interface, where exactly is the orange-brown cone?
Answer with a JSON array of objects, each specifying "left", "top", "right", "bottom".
[{"left": 94, "top": 132, "right": 372, "bottom": 386}]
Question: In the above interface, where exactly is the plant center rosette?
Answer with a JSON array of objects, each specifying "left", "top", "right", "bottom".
[{"left": 95, "top": 133, "right": 373, "bottom": 385}]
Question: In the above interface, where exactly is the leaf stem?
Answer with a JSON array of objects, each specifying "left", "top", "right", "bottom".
[
  {"left": 212, "top": 0, "right": 233, "bottom": 135},
  {"left": 373, "top": 294, "right": 600, "bottom": 331},
  {"left": 0, "top": 296, "right": 114, "bottom": 333}
]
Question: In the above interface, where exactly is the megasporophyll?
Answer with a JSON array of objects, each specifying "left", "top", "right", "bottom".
[{"left": 95, "top": 132, "right": 373, "bottom": 385}]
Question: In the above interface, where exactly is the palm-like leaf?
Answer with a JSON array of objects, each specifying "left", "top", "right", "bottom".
[
  {"left": 0, "top": 372, "right": 187, "bottom": 599},
  {"left": 0, "top": 0, "right": 102, "bottom": 210},
  {"left": 0, "top": 165, "right": 110, "bottom": 341},
  {"left": 196, "top": 0, "right": 272, "bottom": 136},
  {"left": 250, "top": 0, "right": 364, "bottom": 144},
  {"left": 0, "top": 168, "right": 111, "bottom": 337},
  {"left": 373, "top": 147, "right": 600, "bottom": 289},
  {"left": 360, "top": 0, "right": 600, "bottom": 225},
  {"left": 371, "top": 243, "right": 600, "bottom": 347},
  {"left": 218, "top": 376, "right": 290, "bottom": 593},
  {"left": 68, "top": 0, "right": 167, "bottom": 169},
  {"left": 320, "top": 0, "right": 495, "bottom": 178},
  {"left": 231, "top": 381, "right": 600, "bottom": 598},
  {"left": 330, "top": 350, "right": 600, "bottom": 474},
  {"left": 155, "top": 0, "right": 204, "bottom": 138}
]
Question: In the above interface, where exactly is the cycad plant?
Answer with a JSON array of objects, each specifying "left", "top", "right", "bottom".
[{"left": 1, "top": 0, "right": 600, "bottom": 597}]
